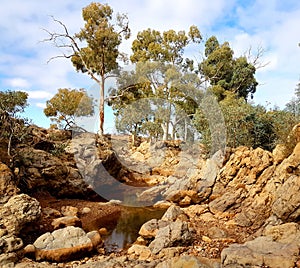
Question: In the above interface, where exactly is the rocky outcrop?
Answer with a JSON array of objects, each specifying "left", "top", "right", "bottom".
[
  {"left": 15, "top": 147, "right": 92, "bottom": 198},
  {"left": 0, "top": 194, "right": 41, "bottom": 236},
  {"left": 0, "top": 194, "right": 41, "bottom": 267},
  {"left": 222, "top": 236, "right": 299, "bottom": 268},
  {"left": 0, "top": 162, "right": 19, "bottom": 204},
  {"left": 208, "top": 143, "right": 300, "bottom": 228},
  {"left": 156, "top": 255, "right": 220, "bottom": 268},
  {"left": 137, "top": 149, "right": 222, "bottom": 207},
  {"left": 26, "top": 226, "right": 102, "bottom": 262},
  {"left": 135, "top": 205, "right": 194, "bottom": 255},
  {"left": 1, "top": 124, "right": 300, "bottom": 267},
  {"left": 222, "top": 223, "right": 300, "bottom": 268}
]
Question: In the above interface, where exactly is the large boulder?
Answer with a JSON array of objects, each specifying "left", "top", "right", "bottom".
[
  {"left": 148, "top": 220, "right": 193, "bottom": 254},
  {"left": 221, "top": 236, "right": 299, "bottom": 268},
  {"left": 0, "top": 194, "right": 41, "bottom": 236},
  {"left": 271, "top": 142, "right": 300, "bottom": 221},
  {"left": 29, "top": 226, "right": 102, "bottom": 262},
  {"left": 156, "top": 256, "right": 220, "bottom": 268},
  {"left": 137, "top": 205, "right": 193, "bottom": 255}
]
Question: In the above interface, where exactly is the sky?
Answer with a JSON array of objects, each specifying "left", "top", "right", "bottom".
[{"left": 0, "top": 0, "right": 300, "bottom": 131}]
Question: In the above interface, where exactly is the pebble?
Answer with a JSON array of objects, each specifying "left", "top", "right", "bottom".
[
  {"left": 202, "top": 235, "right": 212, "bottom": 243},
  {"left": 81, "top": 207, "right": 91, "bottom": 214},
  {"left": 99, "top": 227, "right": 109, "bottom": 235}
]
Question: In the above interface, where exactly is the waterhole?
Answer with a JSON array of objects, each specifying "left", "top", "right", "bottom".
[{"left": 103, "top": 206, "right": 166, "bottom": 252}]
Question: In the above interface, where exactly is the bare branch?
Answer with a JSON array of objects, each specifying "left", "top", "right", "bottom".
[
  {"left": 42, "top": 16, "right": 101, "bottom": 84},
  {"left": 46, "top": 54, "right": 73, "bottom": 64},
  {"left": 244, "top": 45, "right": 270, "bottom": 69},
  {"left": 106, "top": 84, "right": 139, "bottom": 102}
]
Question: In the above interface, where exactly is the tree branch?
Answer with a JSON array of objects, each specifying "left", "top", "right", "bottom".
[
  {"left": 106, "top": 84, "right": 140, "bottom": 102},
  {"left": 244, "top": 45, "right": 270, "bottom": 69},
  {"left": 42, "top": 16, "right": 101, "bottom": 84}
]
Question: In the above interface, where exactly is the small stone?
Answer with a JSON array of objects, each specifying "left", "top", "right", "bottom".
[
  {"left": 135, "top": 236, "right": 147, "bottom": 246},
  {"left": 179, "top": 195, "right": 192, "bottom": 206},
  {"left": 61, "top": 206, "right": 78, "bottom": 217},
  {"left": 51, "top": 216, "right": 81, "bottom": 229},
  {"left": 128, "top": 244, "right": 151, "bottom": 260},
  {"left": 202, "top": 235, "right": 212, "bottom": 243},
  {"left": 99, "top": 227, "right": 109, "bottom": 236},
  {"left": 42, "top": 207, "right": 61, "bottom": 217},
  {"left": 87, "top": 231, "right": 102, "bottom": 248},
  {"left": 153, "top": 201, "right": 172, "bottom": 209},
  {"left": 23, "top": 244, "right": 36, "bottom": 254},
  {"left": 81, "top": 207, "right": 91, "bottom": 214}
]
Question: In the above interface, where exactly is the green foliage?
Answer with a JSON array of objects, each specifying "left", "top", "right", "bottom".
[
  {"left": 131, "top": 26, "right": 201, "bottom": 65},
  {"left": 285, "top": 81, "right": 300, "bottom": 117},
  {"left": 44, "top": 88, "right": 94, "bottom": 130},
  {"left": 49, "top": 142, "right": 69, "bottom": 156},
  {"left": 110, "top": 26, "right": 202, "bottom": 141},
  {"left": 46, "top": 2, "right": 130, "bottom": 135},
  {"left": 0, "top": 90, "right": 30, "bottom": 156},
  {"left": 200, "top": 36, "right": 257, "bottom": 100},
  {"left": 265, "top": 109, "right": 298, "bottom": 152},
  {"left": 71, "top": 2, "right": 130, "bottom": 77},
  {"left": 71, "top": 2, "right": 130, "bottom": 135},
  {"left": 110, "top": 61, "right": 202, "bottom": 141},
  {"left": 194, "top": 92, "right": 277, "bottom": 151},
  {"left": 0, "top": 90, "right": 28, "bottom": 115},
  {"left": 114, "top": 98, "right": 152, "bottom": 135}
]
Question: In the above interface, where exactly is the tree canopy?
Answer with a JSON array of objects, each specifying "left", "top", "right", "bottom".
[
  {"left": 0, "top": 90, "right": 28, "bottom": 115},
  {"left": 44, "top": 2, "right": 130, "bottom": 135},
  {"left": 110, "top": 26, "right": 202, "bottom": 141},
  {"left": 0, "top": 90, "right": 29, "bottom": 156},
  {"left": 200, "top": 36, "right": 258, "bottom": 100},
  {"left": 130, "top": 26, "right": 201, "bottom": 65},
  {"left": 285, "top": 81, "right": 300, "bottom": 117},
  {"left": 44, "top": 88, "right": 94, "bottom": 130}
]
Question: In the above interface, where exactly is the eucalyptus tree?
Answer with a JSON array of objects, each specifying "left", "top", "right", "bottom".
[
  {"left": 110, "top": 26, "right": 202, "bottom": 141},
  {"left": 200, "top": 36, "right": 258, "bottom": 100},
  {"left": 44, "top": 2, "right": 130, "bottom": 135},
  {"left": 44, "top": 88, "right": 94, "bottom": 130},
  {"left": 0, "top": 90, "right": 29, "bottom": 156},
  {"left": 285, "top": 81, "right": 300, "bottom": 117}
]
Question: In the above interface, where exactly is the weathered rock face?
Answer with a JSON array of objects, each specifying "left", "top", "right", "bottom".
[
  {"left": 149, "top": 220, "right": 193, "bottom": 254},
  {"left": 0, "top": 194, "right": 41, "bottom": 236},
  {"left": 30, "top": 226, "right": 102, "bottom": 262},
  {"left": 156, "top": 255, "right": 221, "bottom": 268},
  {"left": 221, "top": 222, "right": 300, "bottom": 268},
  {"left": 0, "top": 162, "right": 19, "bottom": 204},
  {"left": 206, "top": 143, "right": 300, "bottom": 228},
  {"left": 137, "top": 149, "right": 221, "bottom": 207},
  {"left": 15, "top": 147, "right": 91, "bottom": 197},
  {"left": 137, "top": 205, "right": 194, "bottom": 255},
  {"left": 0, "top": 194, "right": 41, "bottom": 267}
]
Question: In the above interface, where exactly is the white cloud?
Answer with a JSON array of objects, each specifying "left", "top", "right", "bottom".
[
  {"left": 36, "top": 102, "right": 47, "bottom": 109},
  {"left": 26, "top": 90, "right": 53, "bottom": 100},
  {"left": 4, "top": 78, "right": 30, "bottom": 88}
]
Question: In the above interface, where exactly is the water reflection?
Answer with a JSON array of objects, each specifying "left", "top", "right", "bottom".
[{"left": 104, "top": 206, "right": 165, "bottom": 252}]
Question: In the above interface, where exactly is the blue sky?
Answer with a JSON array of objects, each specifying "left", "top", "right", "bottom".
[{"left": 0, "top": 0, "right": 300, "bottom": 131}]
